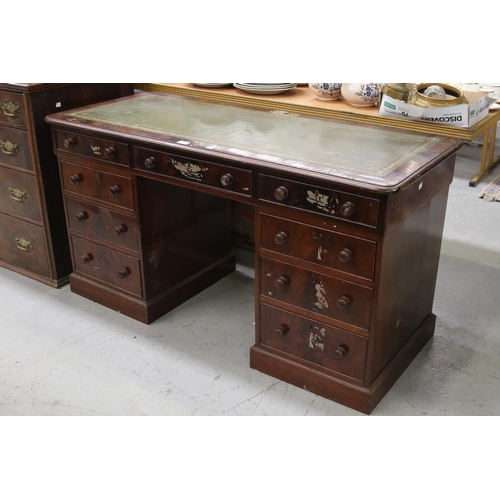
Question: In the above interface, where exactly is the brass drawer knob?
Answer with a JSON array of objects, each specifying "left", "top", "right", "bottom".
[
  {"left": 114, "top": 224, "right": 127, "bottom": 235},
  {"left": 104, "top": 147, "right": 115, "bottom": 159},
  {"left": 109, "top": 185, "right": 121, "bottom": 196},
  {"left": 338, "top": 248, "right": 352, "bottom": 263},
  {"left": 63, "top": 137, "right": 75, "bottom": 148},
  {"left": 274, "top": 186, "right": 288, "bottom": 201},
  {"left": 80, "top": 253, "right": 92, "bottom": 264},
  {"left": 220, "top": 173, "right": 233, "bottom": 186},
  {"left": 274, "top": 276, "right": 289, "bottom": 290},
  {"left": 340, "top": 201, "right": 356, "bottom": 216},
  {"left": 336, "top": 296, "right": 351, "bottom": 309},
  {"left": 69, "top": 174, "right": 82, "bottom": 184},
  {"left": 75, "top": 211, "right": 87, "bottom": 222},
  {"left": 144, "top": 156, "right": 156, "bottom": 169},
  {"left": 274, "top": 231, "right": 288, "bottom": 245},
  {"left": 333, "top": 346, "right": 348, "bottom": 361},
  {"left": 275, "top": 324, "right": 289, "bottom": 338},
  {"left": 118, "top": 268, "right": 129, "bottom": 279}
]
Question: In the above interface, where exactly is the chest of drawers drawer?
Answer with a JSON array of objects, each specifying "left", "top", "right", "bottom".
[
  {"left": 0, "top": 90, "right": 27, "bottom": 127},
  {"left": 260, "top": 256, "right": 373, "bottom": 331},
  {"left": 0, "top": 124, "right": 33, "bottom": 172},
  {"left": 71, "top": 235, "right": 142, "bottom": 297},
  {"left": 259, "top": 174, "right": 380, "bottom": 228},
  {"left": 0, "top": 212, "right": 49, "bottom": 276},
  {"left": 55, "top": 129, "right": 130, "bottom": 167},
  {"left": 260, "top": 304, "right": 368, "bottom": 381},
  {"left": 133, "top": 147, "right": 253, "bottom": 197},
  {"left": 65, "top": 197, "right": 140, "bottom": 251},
  {"left": 61, "top": 161, "right": 135, "bottom": 211},
  {"left": 260, "top": 213, "right": 376, "bottom": 280},
  {"left": 0, "top": 166, "right": 41, "bottom": 222}
]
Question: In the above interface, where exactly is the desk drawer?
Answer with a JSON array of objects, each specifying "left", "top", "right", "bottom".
[
  {"left": 71, "top": 235, "right": 142, "bottom": 297},
  {"left": 0, "top": 212, "right": 49, "bottom": 276},
  {"left": 0, "top": 90, "right": 27, "bottom": 127},
  {"left": 133, "top": 147, "right": 252, "bottom": 196},
  {"left": 259, "top": 174, "right": 379, "bottom": 228},
  {"left": 61, "top": 161, "right": 135, "bottom": 211},
  {"left": 260, "top": 304, "right": 367, "bottom": 381},
  {"left": 65, "top": 197, "right": 140, "bottom": 251},
  {"left": 0, "top": 124, "right": 33, "bottom": 172},
  {"left": 260, "top": 256, "right": 372, "bottom": 331},
  {"left": 0, "top": 166, "right": 41, "bottom": 222},
  {"left": 260, "top": 213, "right": 376, "bottom": 280},
  {"left": 55, "top": 129, "right": 130, "bottom": 167}
]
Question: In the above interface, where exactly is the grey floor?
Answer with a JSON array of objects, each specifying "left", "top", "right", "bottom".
[{"left": 1, "top": 130, "right": 499, "bottom": 416}]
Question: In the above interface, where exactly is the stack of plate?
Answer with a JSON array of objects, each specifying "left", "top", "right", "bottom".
[{"left": 233, "top": 83, "right": 297, "bottom": 95}]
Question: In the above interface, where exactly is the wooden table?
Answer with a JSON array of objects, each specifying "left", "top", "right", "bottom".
[
  {"left": 46, "top": 92, "right": 462, "bottom": 413},
  {"left": 136, "top": 83, "right": 500, "bottom": 187}
]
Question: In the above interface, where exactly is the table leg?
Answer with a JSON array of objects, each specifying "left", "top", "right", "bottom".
[{"left": 470, "top": 123, "right": 500, "bottom": 187}]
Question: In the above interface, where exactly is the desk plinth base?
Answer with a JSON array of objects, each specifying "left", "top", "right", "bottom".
[
  {"left": 69, "top": 253, "right": 236, "bottom": 324},
  {"left": 250, "top": 314, "right": 436, "bottom": 414}
]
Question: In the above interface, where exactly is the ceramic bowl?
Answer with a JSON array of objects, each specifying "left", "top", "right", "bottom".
[
  {"left": 341, "top": 83, "right": 382, "bottom": 107},
  {"left": 308, "top": 83, "right": 342, "bottom": 101}
]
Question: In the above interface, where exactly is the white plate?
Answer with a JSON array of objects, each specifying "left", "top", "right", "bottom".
[
  {"left": 489, "top": 102, "right": 500, "bottom": 111},
  {"left": 233, "top": 83, "right": 297, "bottom": 95}
]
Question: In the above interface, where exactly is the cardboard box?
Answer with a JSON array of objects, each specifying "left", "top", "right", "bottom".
[
  {"left": 230, "top": 202, "right": 255, "bottom": 251},
  {"left": 379, "top": 88, "right": 490, "bottom": 128}
]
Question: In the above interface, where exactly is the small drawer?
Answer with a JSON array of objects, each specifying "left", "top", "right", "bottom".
[
  {"left": 0, "top": 212, "right": 49, "bottom": 276},
  {"left": 134, "top": 146, "right": 252, "bottom": 197},
  {"left": 260, "top": 256, "right": 372, "bottom": 331},
  {"left": 0, "top": 124, "right": 33, "bottom": 172},
  {"left": 65, "top": 197, "right": 140, "bottom": 251},
  {"left": 260, "top": 213, "right": 376, "bottom": 280},
  {"left": 259, "top": 174, "right": 379, "bottom": 228},
  {"left": 0, "top": 90, "right": 27, "bottom": 127},
  {"left": 61, "top": 161, "right": 135, "bottom": 211},
  {"left": 55, "top": 129, "right": 130, "bottom": 167},
  {"left": 260, "top": 304, "right": 368, "bottom": 381},
  {"left": 0, "top": 166, "right": 41, "bottom": 222},
  {"left": 71, "top": 235, "right": 142, "bottom": 297}
]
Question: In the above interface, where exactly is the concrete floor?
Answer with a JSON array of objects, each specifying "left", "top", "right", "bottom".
[{"left": 1, "top": 130, "right": 499, "bottom": 416}]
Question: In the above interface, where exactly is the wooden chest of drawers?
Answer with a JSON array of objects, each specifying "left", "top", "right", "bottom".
[
  {"left": 0, "top": 84, "right": 134, "bottom": 287},
  {"left": 46, "top": 92, "right": 462, "bottom": 413}
]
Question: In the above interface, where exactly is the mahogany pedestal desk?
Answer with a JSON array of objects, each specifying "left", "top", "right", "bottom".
[{"left": 46, "top": 92, "right": 462, "bottom": 414}]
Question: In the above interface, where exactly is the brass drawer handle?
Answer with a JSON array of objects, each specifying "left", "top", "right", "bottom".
[
  {"left": 1, "top": 101, "right": 21, "bottom": 117},
  {"left": 114, "top": 224, "right": 127, "bottom": 235},
  {"left": 338, "top": 248, "right": 352, "bottom": 263},
  {"left": 340, "top": 201, "right": 356, "bottom": 217},
  {"left": 109, "top": 185, "right": 121, "bottom": 196},
  {"left": 69, "top": 174, "right": 82, "bottom": 184},
  {"left": 81, "top": 253, "right": 92, "bottom": 264},
  {"left": 0, "top": 140, "right": 19, "bottom": 155},
  {"left": 8, "top": 187, "right": 27, "bottom": 202},
  {"left": 75, "top": 212, "right": 88, "bottom": 222},
  {"left": 144, "top": 156, "right": 156, "bottom": 169},
  {"left": 104, "top": 147, "right": 115, "bottom": 159},
  {"left": 118, "top": 268, "right": 129, "bottom": 279},
  {"left": 274, "top": 231, "right": 288, "bottom": 245},
  {"left": 14, "top": 237, "right": 32, "bottom": 251}
]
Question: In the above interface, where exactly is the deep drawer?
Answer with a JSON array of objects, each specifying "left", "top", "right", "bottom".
[
  {"left": 0, "top": 90, "right": 27, "bottom": 127},
  {"left": 259, "top": 213, "right": 376, "bottom": 280},
  {"left": 259, "top": 174, "right": 380, "bottom": 228},
  {"left": 55, "top": 129, "right": 130, "bottom": 167},
  {"left": 0, "top": 212, "right": 49, "bottom": 276},
  {"left": 133, "top": 147, "right": 253, "bottom": 197},
  {"left": 260, "top": 303, "right": 368, "bottom": 381},
  {"left": 0, "top": 166, "right": 41, "bottom": 222},
  {"left": 0, "top": 124, "right": 33, "bottom": 172},
  {"left": 71, "top": 235, "right": 142, "bottom": 297},
  {"left": 65, "top": 197, "right": 140, "bottom": 251},
  {"left": 260, "top": 256, "right": 373, "bottom": 331},
  {"left": 60, "top": 161, "right": 135, "bottom": 211}
]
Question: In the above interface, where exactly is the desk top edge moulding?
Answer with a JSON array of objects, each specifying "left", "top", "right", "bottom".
[{"left": 45, "top": 91, "right": 462, "bottom": 414}]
